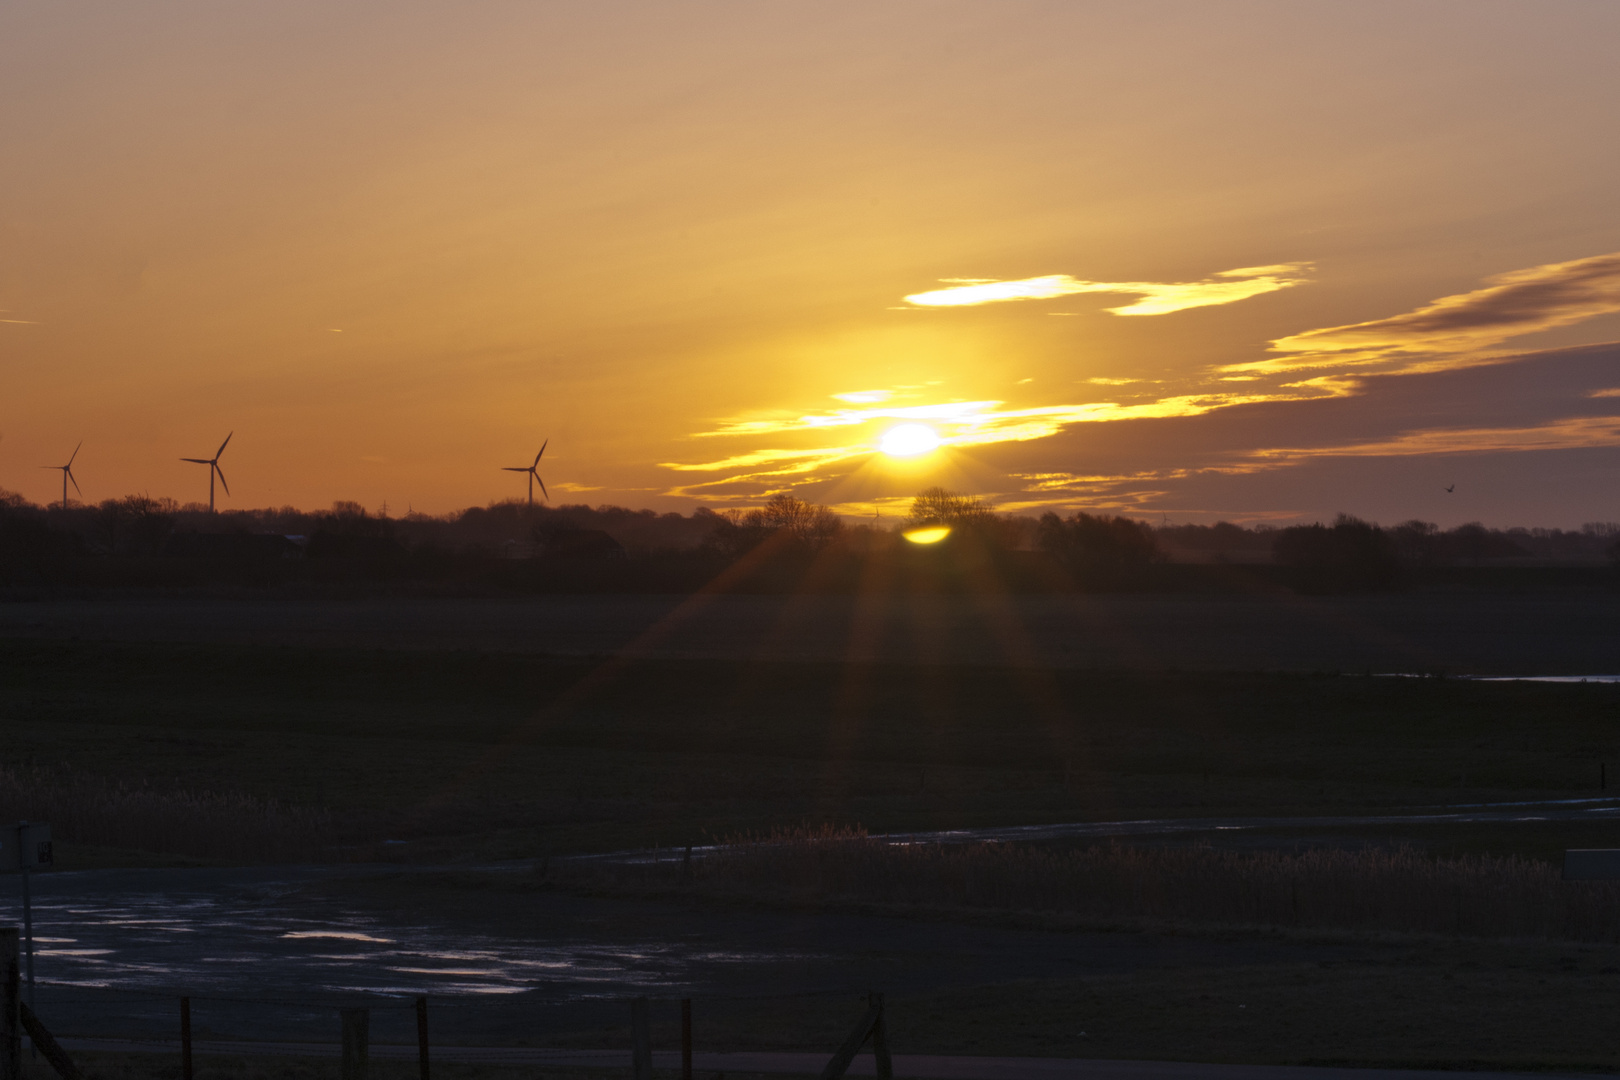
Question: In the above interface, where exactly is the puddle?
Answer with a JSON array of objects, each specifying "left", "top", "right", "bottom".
[{"left": 0, "top": 879, "right": 823, "bottom": 1010}]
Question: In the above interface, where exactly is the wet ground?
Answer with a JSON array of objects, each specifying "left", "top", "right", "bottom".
[{"left": 2, "top": 862, "right": 1335, "bottom": 1049}]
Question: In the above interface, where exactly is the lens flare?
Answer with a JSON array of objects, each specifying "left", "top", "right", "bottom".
[
  {"left": 902, "top": 525, "right": 951, "bottom": 544},
  {"left": 880, "top": 423, "right": 940, "bottom": 457}
]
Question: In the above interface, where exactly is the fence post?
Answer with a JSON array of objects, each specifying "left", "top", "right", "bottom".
[
  {"left": 20, "top": 1002, "right": 86, "bottom": 1080},
  {"left": 631, "top": 997, "right": 651, "bottom": 1080},
  {"left": 181, "top": 996, "right": 193, "bottom": 1080},
  {"left": 415, "top": 997, "right": 430, "bottom": 1080},
  {"left": 341, "top": 1008, "right": 369, "bottom": 1080},
  {"left": 681, "top": 999, "right": 692, "bottom": 1080},
  {"left": 0, "top": 929, "right": 17, "bottom": 1080},
  {"left": 869, "top": 994, "right": 892, "bottom": 1080},
  {"left": 818, "top": 996, "right": 882, "bottom": 1080}
]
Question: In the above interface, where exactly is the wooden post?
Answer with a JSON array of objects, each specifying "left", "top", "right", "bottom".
[
  {"left": 681, "top": 999, "right": 692, "bottom": 1080},
  {"left": 341, "top": 1008, "right": 369, "bottom": 1080},
  {"left": 631, "top": 997, "right": 651, "bottom": 1080},
  {"left": 818, "top": 997, "right": 882, "bottom": 1080},
  {"left": 20, "top": 1002, "right": 85, "bottom": 1080},
  {"left": 181, "top": 996, "right": 193, "bottom": 1080},
  {"left": 869, "top": 994, "right": 892, "bottom": 1080},
  {"left": 415, "top": 997, "right": 430, "bottom": 1080},
  {"left": 0, "top": 929, "right": 18, "bottom": 1080}
]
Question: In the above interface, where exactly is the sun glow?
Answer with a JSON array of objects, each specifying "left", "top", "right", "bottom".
[
  {"left": 902, "top": 526, "right": 951, "bottom": 544},
  {"left": 880, "top": 423, "right": 940, "bottom": 457}
]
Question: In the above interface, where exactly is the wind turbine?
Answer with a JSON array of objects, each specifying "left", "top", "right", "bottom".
[
  {"left": 502, "top": 439, "right": 549, "bottom": 505},
  {"left": 41, "top": 442, "right": 82, "bottom": 510},
  {"left": 181, "top": 432, "right": 232, "bottom": 512}
]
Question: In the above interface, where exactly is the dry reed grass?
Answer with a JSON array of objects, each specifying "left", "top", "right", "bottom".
[
  {"left": 588, "top": 825, "right": 1620, "bottom": 943},
  {"left": 0, "top": 764, "right": 334, "bottom": 863}
]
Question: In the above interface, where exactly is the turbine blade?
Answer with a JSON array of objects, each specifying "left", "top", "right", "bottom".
[
  {"left": 501, "top": 467, "right": 529, "bottom": 472},
  {"left": 68, "top": 440, "right": 82, "bottom": 466},
  {"left": 67, "top": 468, "right": 81, "bottom": 496},
  {"left": 181, "top": 458, "right": 211, "bottom": 464},
  {"left": 217, "top": 431, "right": 233, "bottom": 458},
  {"left": 537, "top": 474, "right": 548, "bottom": 500},
  {"left": 214, "top": 463, "right": 230, "bottom": 496},
  {"left": 533, "top": 439, "right": 548, "bottom": 467}
]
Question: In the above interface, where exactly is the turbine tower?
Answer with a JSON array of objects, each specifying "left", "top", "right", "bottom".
[
  {"left": 181, "top": 432, "right": 232, "bottom": 512},
  {"left": 41, "top": 442, "right": 82, "bottom": 510},
  {"left": 502, "top": 439, "right": 549, "bottom": 505}
]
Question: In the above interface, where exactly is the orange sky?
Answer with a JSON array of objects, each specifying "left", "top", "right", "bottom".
[{"left": 5, "top": 2, "right": 1620, "bottom": 525}]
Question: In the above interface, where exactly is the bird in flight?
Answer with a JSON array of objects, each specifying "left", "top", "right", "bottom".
[{"left": 1444, "top": 484, "right": 1455, "bottom": 493}]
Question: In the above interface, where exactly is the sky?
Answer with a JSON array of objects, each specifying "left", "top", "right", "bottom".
[{"left": 5, "top": 1, "right": 1620, "bottom": 526}]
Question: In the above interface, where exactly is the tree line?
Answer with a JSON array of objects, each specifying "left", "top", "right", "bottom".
[{"left": 1, "top": 485, "right": 1615, "bottom": 593}]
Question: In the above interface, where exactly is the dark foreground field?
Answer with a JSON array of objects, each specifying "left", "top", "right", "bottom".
[
  {"left": 2, "top": 633, "right": 1620, "bottom": 860},
  {"left": 3, "top": 590, "right": 1620, "bottom": 673},
  {"left": 4, "top": 592, "right": 1620, "bottom": 1073}
]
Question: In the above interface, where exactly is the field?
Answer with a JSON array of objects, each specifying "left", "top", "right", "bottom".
[
  {"left": 5, "top": 593, "right": 1620, "bottom": 1072},
  {"left": 3, "top": 629, "right": 1620, "bottom": 862}
]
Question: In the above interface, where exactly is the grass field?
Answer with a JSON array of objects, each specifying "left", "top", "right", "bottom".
[{"left": 3, "top": 637, "right": 1620, "bottom": 862}]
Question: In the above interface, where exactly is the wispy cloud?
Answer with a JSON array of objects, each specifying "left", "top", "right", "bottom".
[
  {"left": 904, "top": 263, "right": 1310, "bottom": 314},
  {"left": 1244, "top": 415, "right": 1620, "bottom": 463},
  {"left": 682, "top": 391, "right": 1298, "bottom": 451},
  {"left": 663, "top": 389, "right": 1320, "bottom": 496},
  {"left": 1231, "top": 252, "right": 1620, "bottom": 375},
  {"left": 992, "top": 413, "right": 1620, "bottom": 503},
  {"left": 0, "top": 319, "right": 40, "bottom": 325},
  {"left": 667, "top": 253, "right": 1620, "bottom": 508}
]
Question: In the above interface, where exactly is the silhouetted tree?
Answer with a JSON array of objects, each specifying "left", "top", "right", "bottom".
[
  {"left": 906, "top": 487, "right": 998, "bottom": 530},
  {"left": 702, "top": 494, "right": 842, "bottom": 560},
  {"left": 96, "top": 495, "right": 177, "bottom": 556},
  {"left": 1272, "top": 514, "right": 1400, "bottom": 592},
  {"left": 307, "top": 502, "right": 407, "bottom": 567},
  {"left": 1037, "top": 511, "right": 1161, "bottom": 578},
  {"left": 0, "top": 490, "right": 78, "bottom": 581}
]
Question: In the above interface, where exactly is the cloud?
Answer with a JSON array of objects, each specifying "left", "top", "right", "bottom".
[
  {"left": 662, "top": 389, "right": 1324, "bottom": 498},
  {"left": 683, "top": 392, "right": 1303, "bottom": 450},
  {"left": 1231, "top": 252, "right": 1620, "bottom": 375},
  {"left": 903, "top": 263, "right": 1310, "bottom": 314},
  {"left": 1243, "top": 415, "right": 1620, "bottom": 464},
  {"left": 667, "top": 257, "right": 1620, "bottom": 508}
]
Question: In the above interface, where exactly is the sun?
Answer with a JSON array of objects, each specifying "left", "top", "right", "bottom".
[{"left": 879, "top": 423, "right": 940, "bottom": 457}]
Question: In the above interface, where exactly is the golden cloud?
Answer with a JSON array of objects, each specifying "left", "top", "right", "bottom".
[
  {"left": 904, "top": 263, "right": 1310, "bottom": 314},
  {"left": 679, "top": 391, "right": 1297, "bottom": 461},
  {"left": 667, "top": 252, "right": 1620, "bottom": 506},
  {"left": 1231, "top": 251, "right": 1620, "bottom": 375},
  {"left": 1244, "top": 415, "right": 1620, "bottom": 463}
]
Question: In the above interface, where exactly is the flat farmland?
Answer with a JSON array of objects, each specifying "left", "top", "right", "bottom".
[
  {"left": 2, "top": 628, "right": 1619, "bottom": 861},
  {"left": 0, "top": 590, "right": 1617, "bottom": 674}
]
